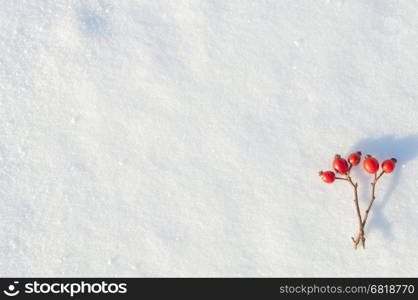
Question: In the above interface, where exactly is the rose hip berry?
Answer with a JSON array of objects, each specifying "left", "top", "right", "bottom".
[
  {"left": 333, "top": 155, "right": 349, "bottom": 174},
  {"left": 363, "top": 155, "right": 379, "bottom": 174},
  {"left": 382, "top": 158, "right": 397, "bottom": 173},
  {"left": 319, "top": 171, "right": 335, "bottom": 183},
  {"left": 348, "top": 151, "right": 362, "bottom": 166}
]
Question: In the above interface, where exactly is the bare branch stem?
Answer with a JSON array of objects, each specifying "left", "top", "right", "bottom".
[
  {"left": 347, "top": 175, "right": 363, "bottom": 249},
  {"left": 351, "top": 170, "right": 385, "bottom": 249},
  {"left": 362, "top": 171, "right": 385, "bottom": 228}
]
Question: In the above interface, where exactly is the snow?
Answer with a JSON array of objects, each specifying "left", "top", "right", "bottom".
[{"left": 1, "top": 0, "right": 418, "bottom": 277}]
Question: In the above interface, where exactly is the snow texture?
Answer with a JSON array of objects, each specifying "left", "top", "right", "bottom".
[{"left": 1, "top": 0, "right": 418, "bottom": 277}]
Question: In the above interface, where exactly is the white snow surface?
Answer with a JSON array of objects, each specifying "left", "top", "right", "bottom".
[{"left": 1, "top": 0, "right": 418, "bottom": 277}]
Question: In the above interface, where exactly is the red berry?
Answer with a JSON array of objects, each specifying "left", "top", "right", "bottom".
[
  {"left": 319, "top": 171, "right": 335, "bottom": 183},
  {"left": 348, "top": 151, "right": 362, "bottom": 166},
  {"left": 333, "top": 155, "right": 349, "bottom": 174},
  {"left": 363, "top": 155, "right": 379, "bottom": 174},
  {"left": 382, "top": 158, "right": 397, "bottom": 173}
]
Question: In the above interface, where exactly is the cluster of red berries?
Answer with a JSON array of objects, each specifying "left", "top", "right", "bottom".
[
  {"left": 319, "top": 151, "right": 397, "bottom": 249},
  {"left": 319, "top": 152, "right": 397, "bottom": 183}
]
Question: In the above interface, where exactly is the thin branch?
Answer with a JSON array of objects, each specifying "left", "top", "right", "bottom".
[
  {"left": 351, "top": 170, "right": 385, "bottom": 249},
  {"left": 362, "top": 171, "right": 385, "bottom": 228},
  {"left": 347, "top": 175, "right": 363, "bottom": 249}
]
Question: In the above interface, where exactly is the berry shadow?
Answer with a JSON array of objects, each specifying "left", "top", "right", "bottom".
[{"left": 350, "top": 134, "right": 418, "bottom": 240}]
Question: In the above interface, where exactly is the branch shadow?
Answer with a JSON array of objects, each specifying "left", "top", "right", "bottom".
[{"left": 350, "top": 135, "right": 418, "bottom": 240}]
